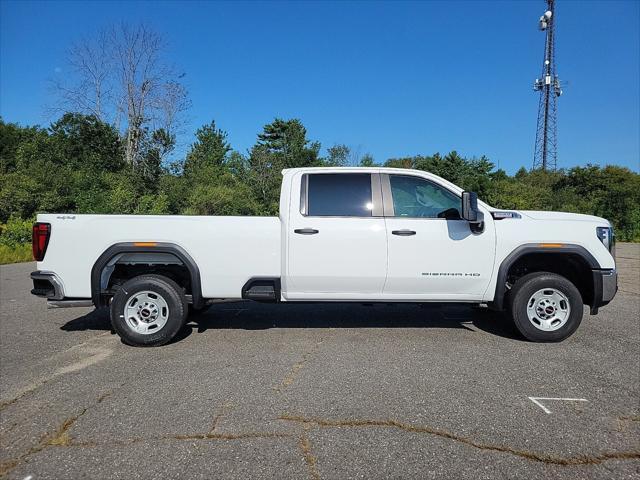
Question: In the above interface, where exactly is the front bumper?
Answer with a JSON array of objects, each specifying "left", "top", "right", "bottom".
[{"left": 591, "top": 269, "right": 618, "bottom": 313}]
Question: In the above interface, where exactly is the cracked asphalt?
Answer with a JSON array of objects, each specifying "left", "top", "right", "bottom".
[{"left": 1, "top": 243, "right": 639, "bottom": 479}]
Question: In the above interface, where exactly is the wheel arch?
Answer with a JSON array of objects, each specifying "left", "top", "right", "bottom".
[
  {"left": 491, "top": 243, "right": 599, "bottom": 311},
  {"left": 91, "top": 242, "right": 203, "bottom": 309}
]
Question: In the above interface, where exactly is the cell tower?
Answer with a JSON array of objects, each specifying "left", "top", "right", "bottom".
[{"left": 532, "top": 0, "right": 563, "bottom": 171}]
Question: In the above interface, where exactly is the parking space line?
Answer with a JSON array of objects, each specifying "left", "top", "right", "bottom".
[{"left": 528, "top": 397, "right": 588, "bottom": 414}]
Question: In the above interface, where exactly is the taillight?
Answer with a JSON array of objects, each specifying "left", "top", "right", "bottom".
[{"left": 32, "top": 223, "right": 51, "bottom": 261}]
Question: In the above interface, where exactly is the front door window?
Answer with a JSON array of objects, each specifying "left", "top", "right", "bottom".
[{"left": 389, "top": 175, "right": 461, "bottom": 219}]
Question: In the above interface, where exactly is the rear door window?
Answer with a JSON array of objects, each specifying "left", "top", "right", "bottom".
[{"left": 307, "top": 173, "right": 373, "bottom": 217}]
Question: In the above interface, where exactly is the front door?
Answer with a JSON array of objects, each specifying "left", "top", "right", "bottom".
[
  {"left": 382, "top": 173, "right": 496, "bottom": 300},
  {"left": 285, "top": 171, "right": 387, "bottom": 300}
]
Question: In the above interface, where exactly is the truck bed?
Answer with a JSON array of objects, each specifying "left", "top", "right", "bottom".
[{"left": 36, "top": 214, "right": 281, "bottom": 299}]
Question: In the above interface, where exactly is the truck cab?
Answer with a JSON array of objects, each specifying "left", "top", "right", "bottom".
[{"left": 281, "top": 168, "right": 496, "bottom": 302}]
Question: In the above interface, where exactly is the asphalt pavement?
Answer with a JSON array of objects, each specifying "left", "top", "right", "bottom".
[{"left": 1, "top": 244, "right": 639, "bottom": 479}]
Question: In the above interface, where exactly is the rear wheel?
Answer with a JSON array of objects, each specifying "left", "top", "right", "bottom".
[
  {"left": 110, "top": 274, "right": 187, "bottom": 347},
  {"left": 507, "top": 272, "right": 583, "bottom": 342}
]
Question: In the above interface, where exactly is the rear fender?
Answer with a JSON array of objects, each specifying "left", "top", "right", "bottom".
[{"left": 90, "top": 242, "right": 203, "bottom": 308}]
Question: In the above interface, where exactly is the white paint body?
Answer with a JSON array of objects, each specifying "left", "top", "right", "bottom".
[{"left": 36, "top": 167, "right": 615, "bottom": 302}]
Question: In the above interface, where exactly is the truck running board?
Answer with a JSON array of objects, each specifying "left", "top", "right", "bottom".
[
  {"left": 47, "top": 299, "right": 94, "bottom": 309},
  {"left": 241, "top": 278, "right": 281, "bottom": 302}
]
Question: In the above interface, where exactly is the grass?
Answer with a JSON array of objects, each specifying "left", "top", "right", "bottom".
[{"left": 0, "top": 243, "right": 33, "bottom": 265}]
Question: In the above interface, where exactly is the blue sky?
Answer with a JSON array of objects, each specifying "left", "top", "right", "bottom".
[{"left": 1, "top": 0, "right": 638, "bottom": 173}]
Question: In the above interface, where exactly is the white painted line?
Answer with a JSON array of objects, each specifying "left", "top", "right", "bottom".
[{"left": 528, "top": 397, "right": 588, "bottom": 414}]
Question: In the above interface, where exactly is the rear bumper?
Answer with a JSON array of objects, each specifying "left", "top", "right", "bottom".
[
  {"left": 31, "top": 271, "right": 93, "bottom": 308},
  {"left": 591, "top": 269, "right": 617, "bottom": 313},
  {"left": 30, "top": 271, "right": 64, "bottom": 300}
]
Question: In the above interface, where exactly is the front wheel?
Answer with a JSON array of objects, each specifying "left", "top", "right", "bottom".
[
  {"left": 110, "top": 274, "right": 187, "bottom": 347},
  {"left": 507, "top": 272, "right": 583, "bottom": 342}
]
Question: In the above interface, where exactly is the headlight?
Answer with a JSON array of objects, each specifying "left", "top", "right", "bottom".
[{"left": 596, "top": 226, "right": 615, "bottom": 256}]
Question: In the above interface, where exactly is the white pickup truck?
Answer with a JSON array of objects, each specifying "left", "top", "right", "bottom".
[{"left": 30, "top": 167, "right": 617, "bottom": 346}]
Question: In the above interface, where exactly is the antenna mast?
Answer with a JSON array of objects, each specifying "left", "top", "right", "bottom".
[{"left": 533, "top": 0, "right": 563, "bottom": 171}]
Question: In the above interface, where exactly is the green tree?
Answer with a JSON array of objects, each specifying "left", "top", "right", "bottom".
[
  {"left": 359, "top": 154, "right": 376, "bottom": 167},
  {"left": 384, "top": 151, "right": 495, "bottom": 198},
  {"left": 49, "top": 113, "right": 123, "bottom": 172},
  {"left": 0, "top": 119, "right": 44, "bottom": 174},
  {"left": 245, "top": 118, "right": 322, "bottom": 213},
  {"left": 558, "top": 165, "right": 640, "bottom": 241},
  {"left": 384, "top": 156, "right": 415, "bottom": 169},
  {"left": 1, "top": 123, "right": 75, "bottom": 219},
  {"left": 183, "top": 167, "right": 261, "bottom": 216},
  {"left": 257, "top": 118, "right": 321, "bottom": 169},
  {"left": 246, "top": 144, "right": 282, "bottom": 213},
  {"left": 326, "top": 144, "right": 350, "bottom": 167},
  {"left": 183, "top": 121, "right": 231, "bottom": 176}
]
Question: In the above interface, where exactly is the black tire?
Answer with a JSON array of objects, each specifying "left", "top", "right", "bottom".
[
  {"left": 110, "top": 274, "right": 187, "bottom": 347},
  {"left": 507, "top": 272, "right": 583, "bottom": 342}
]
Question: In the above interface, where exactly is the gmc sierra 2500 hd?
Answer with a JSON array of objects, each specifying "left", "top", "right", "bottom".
[{"left": 30, "top": 167, "right": 617, "bottom": 346}]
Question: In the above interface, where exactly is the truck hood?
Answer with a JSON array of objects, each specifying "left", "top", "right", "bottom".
[{"left": 519, "top": 210, "right": 609, "bottom": 225}]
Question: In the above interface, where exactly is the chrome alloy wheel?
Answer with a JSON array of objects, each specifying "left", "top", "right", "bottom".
[
  {"left": 124, "top": 291, "right": 169, "bottom": 335},
  {"left": 526, "top": 288, "right": 571, "bottom": 332}
]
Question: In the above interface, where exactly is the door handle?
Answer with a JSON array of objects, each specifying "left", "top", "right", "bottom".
[
  {"left": 294, "top": 228, "right": 319, "bottom": 235},
  {"left": 392, "top": 229, "right": 416, "bottom": 236}
]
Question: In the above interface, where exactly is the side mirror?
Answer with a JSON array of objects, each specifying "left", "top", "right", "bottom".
[
  {"left": 461, "top": 191, "right": 484, "bottom": 233},
  {"left": 461, "top": 191, "right": 478, "bottom": 222}
]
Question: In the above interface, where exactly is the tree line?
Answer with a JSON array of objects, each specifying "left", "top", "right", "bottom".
[{"left": 1, "top": 113, "right": 639, "bottom": 245}]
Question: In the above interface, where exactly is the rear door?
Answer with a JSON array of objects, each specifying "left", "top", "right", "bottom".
[
  {"left": 284, "top": 171, "right": 387, "bottom": 299},
  {"left": 382, "top": 173, "right": 496, "bottom": 299}
]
